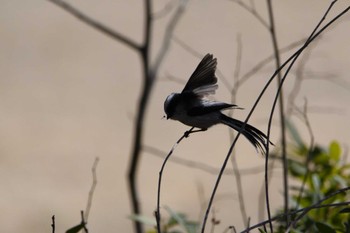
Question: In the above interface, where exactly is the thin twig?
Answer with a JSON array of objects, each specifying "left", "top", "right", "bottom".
[
  {"left": 230, "top": 0, "right": 269, "bottom": 28},
  {"left": 156, "top": 127, "right": 199, "bottom": 233},
  {"left": 85, "top": 157, "right": 99, "bottom": 220},
  {"left": 201, "top": 2, "right": 350, "bottom": 232},
  {"left": 81, "top": 210, "right": 88, "bottom": 233},
  {"left": 294, "top": 100, "right": 315, "bottom": 210},
  {"left": 223, "top": 226, "right": 237, "bottom": 233},
  {"left": 265, "top": 0, "right": 339, "bottom": 229},
  {"left": 258, "top": 153, "right": 276, "bottom": 222},
  {"left": 46, "top": 0, "right": 140, "bottom": 50},
  {"left": 286, "top": 187, "right": 350, "bottom": 232},
  {"left": 286, "top": 38, "right": 318, "bottom": 116},
  {"left": 152, "top": 0, "right": 188, "bottom": 76},
  {"left": 236, "top": 38, "right": 307, "bottom": 88},
  {"left": 129, "top": 1, "right": 186, "bottom": 232},
  {"left": 266, "top": 0, "right": 287, "bottom": 229},
  {"left": 245, "top": 187, "right": 350, "bottom": 232},
  {"left": 46, "top": 1, "right": 147, "bottom": 232},
  {"left": 228, "top": 35, "right": 249, "bottom": 226},
  {"left": 144, "top": 144, "right": 276, "bottom": 175},
  {"left": 51, "top": 215, "right": 55, "bottom": 233}
]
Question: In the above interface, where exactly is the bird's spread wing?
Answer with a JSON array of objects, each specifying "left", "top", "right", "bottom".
[
  {"left": 182, "top": 54, "right": 218, "bottom": 97},
  {"left": 187, "top": 101, "right": 238, "bottom": 116}
]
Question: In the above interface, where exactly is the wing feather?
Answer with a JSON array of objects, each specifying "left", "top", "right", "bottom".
[{"left": 182, "top": 54, "right": 218, "bottom": 95}]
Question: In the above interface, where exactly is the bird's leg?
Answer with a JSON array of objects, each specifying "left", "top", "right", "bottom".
[{"left": 184, "top": 127, "right": 207, "bottom": 138}]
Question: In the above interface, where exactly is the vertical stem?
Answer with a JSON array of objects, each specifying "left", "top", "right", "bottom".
[
  {"left": 266, "top": 0, "right": 289, "bottom": 226},
  {"left": 229, "top": 35, "right": 248, "bottom": 226},
  {"left": 127, "top": 1, "right": 152, "bottom": 233}
]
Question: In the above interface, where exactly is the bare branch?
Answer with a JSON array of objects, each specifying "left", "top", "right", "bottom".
[
  {"left": 229, "top": 0, "right": 269, "bottom": 29},
  {"left": 156, "top": 127, "right": 198, "bottom": 233},
  {"left": 266, "top": 0, "right": 287, "bottom": 229},
  {"left": 172, "top": 35, "right": 203, "bottom": 58},
  {"left": 51, "top": 215, "right": 55, "bottom": 233},
  {"left": 85, "top": 157, "right": 99, "bottom": 220},
  {"left": 81, "top": 210, "right": 88, "bottom": 233},
  {"left": 237, "top": 38, "right": 306, "bottom": 87},
  {"left": 128, "top": 1, "right": 152, "bottom": 232},
  {"left": 46, "top": 0, "right": 140, "bottom": 50},
  {"left": 144, "top": 145, "right": 275, "bottom": 176},
  {"left": 293, "top": 100, "right": 315, "bottom": 210},
  {"left": 152, "top": 0, "right": 188, "bottom": 76},
  {"left": 201, "top": 2, "right": 350, "bottom": 232},
  {"left": 228, "top": 35, "right": 249, "bottom": 226}
]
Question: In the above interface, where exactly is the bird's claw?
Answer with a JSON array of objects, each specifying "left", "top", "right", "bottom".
[{"left": 184, "top": 130, "right": 191, "bottom": 138}]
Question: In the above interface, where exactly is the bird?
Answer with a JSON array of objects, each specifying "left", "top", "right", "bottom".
[{"left": 164, "top": 53, "right": 270, "bottom": 154}]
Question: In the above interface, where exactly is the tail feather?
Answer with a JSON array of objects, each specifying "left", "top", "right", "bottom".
[{"left": 220, "top": 114, "right": 270, "bottom": 154}]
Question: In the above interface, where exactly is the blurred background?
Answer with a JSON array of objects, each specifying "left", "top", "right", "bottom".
[{"left": 1, "top": 0, "right": 350, "bottom": 232}]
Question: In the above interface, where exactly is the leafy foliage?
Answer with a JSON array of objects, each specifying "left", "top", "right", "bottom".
[
  {"left": 130, "top": 206, "right": 199, "bottom": 233},
  {"left": 274, "top": 122, "right": 350, "bottom": 232}
]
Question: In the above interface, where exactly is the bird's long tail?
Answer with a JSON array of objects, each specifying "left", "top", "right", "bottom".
[{"left": 220, "top": 113, "right": 270, "bottom": 154}]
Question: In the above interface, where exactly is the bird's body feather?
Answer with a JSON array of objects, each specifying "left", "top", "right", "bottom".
[{"left": 164, "top": 53, "right": 271, "bottom": 154}]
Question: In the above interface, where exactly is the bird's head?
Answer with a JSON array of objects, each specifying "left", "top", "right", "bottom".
[{"left": 164, "top": 93, "right": 180, "bottom": 120}]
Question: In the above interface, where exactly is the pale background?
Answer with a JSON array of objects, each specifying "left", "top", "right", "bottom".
[{"left": 1, "top": 0, "right": 350, "bottom": 232}]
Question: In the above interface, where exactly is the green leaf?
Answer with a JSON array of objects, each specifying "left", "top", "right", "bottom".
[
  {"left": 314, "top": 152, "right": 330, "bottom": 165},
  {"left": 258, "top": 228, "right": 267, "bottom": 233},
  {"left": 65, "top": 223, "right": 85, "bottom": 233},
  {"left": 164, "top": 206, "right": 198, "bottom": 233},
  {"left": 146, "top": 230, "right": 157, "bottom": 233},
  {"left": 315, "top": 221, "right": 336, "bottom": 233},
  {"left": 333, "top": 175, "right": 348, "bottom": 188},
  {"left": 129, "top": 214, "right": 157, "bottom": 226},
  {"left": 311, "top": 173, "right": 321, "bottom": 192},
  {"left": 329, "top": 141, "right": 341, "bottom": 162},
  {"left": 289, "top": 160, "right": 307, "bottom": 177}
]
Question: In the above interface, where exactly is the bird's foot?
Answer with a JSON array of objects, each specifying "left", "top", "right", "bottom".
[{"left": 184, "top": 128, "right": 207, "bottom": 138}]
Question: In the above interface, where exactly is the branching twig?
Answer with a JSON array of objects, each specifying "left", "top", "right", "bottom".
[
  {"left": 286, "top": 187, "right": 350, "bottom": 232},
  {"left": 235, "top": 38, "right": 306, "bottom": 90},
  {"left": 286, "top": 38, "right": 318, "bottom": 116},
  {"left": 152, "top": 0, "right": 188, "bottom": 76},
  {"left": 241, "top": 198, "right": 350, "bottom": 232},
  {"left": 228, "top": 35, "right": 249, "bottom": 226},
  {"left": 266, "top": 0, "right": 287, "bottom": 229},
  {"left": 293, "top": 100, "right": 315, "bottom": 210},
  {"left": 127, "top": 1, "right": 152, "bottom": 232},
  {"left": 264, "top": 0, "right": 346, "bottom": 230},
  {"left": 201, "top": 2, "right": 350, "bottom": 232},
  {"left": 230, "top": 0, "right": 269, "bottom": 28},
  {"left": 81, "top": 210, "right": 88, "bottom": 233},
  {"left": 129, "top": 1, "right": 186, "bottom": 232}
]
